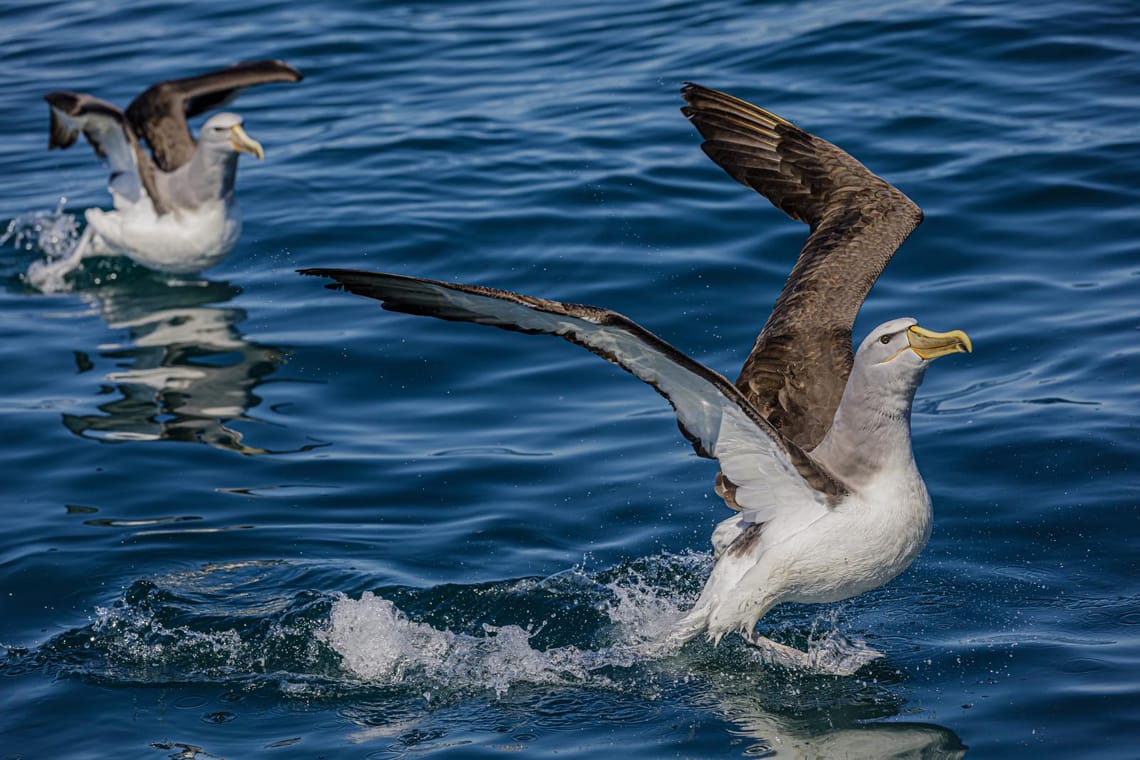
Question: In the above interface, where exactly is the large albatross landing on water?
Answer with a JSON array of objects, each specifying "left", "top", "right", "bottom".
[
  {"left": 301, "top": 83, "right": 973, "bottom": 675},
  {"left": 29, "top": 60, "right": 302, "bottom": 289}
]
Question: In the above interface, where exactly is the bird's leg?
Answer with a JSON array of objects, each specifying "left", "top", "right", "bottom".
[
  {"left": 71, "top": 224, "right": 95, "bottom": 259},
  {"left": 25, "top": 226, "right": 96, "bottom": 292},
  {"left": 741, "top": 629, "right": 818, "bottom": 670},
  {"left": 741, "top": 628, "right": 884, "bottom": 676}
]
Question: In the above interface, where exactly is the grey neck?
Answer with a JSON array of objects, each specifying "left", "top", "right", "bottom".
[
  {"left": 810, "top": 367, "right": 923, "bottom": 489},
  {"left": 160, "top": 147, "right": 239, "bottom": 211}
]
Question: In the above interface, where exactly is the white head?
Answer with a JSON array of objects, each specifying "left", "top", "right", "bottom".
[
  {"left": 849, "top": 316, "right": 973, "bottom": 417},
  {"left": 198, "top": 113, "right": 264, "bottom": 160},
  {"left": 812, "top": 317, "right": 972, "bottom": 481}
]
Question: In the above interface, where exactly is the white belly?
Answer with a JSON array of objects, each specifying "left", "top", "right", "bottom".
[
  {"left": 771, "top": 488, "right": 932, "bottom": 604},
  {"left": 86, "top": 199, "right": 241, "bottom": 273},
  {"left": 697, "top": 468, "right": 933, "bottom": 640}
]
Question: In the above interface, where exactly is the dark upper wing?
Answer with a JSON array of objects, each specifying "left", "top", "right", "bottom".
[
  {"left": 680, "top": 83, "right": 923, "bottom": 450},
  {"left": 299, "top": 267, "right": 846, "bottom": 510},
  {"left": 125, "top": 60, "right": 303, "bottom": 172}
]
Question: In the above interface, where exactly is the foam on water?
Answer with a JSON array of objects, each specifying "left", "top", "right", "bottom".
[
  {"left": 6, "top": 553, "right": 892, "bottom": 701},
  {"left": 320, "top": 556, "right": 706, "bottom": 696},
  {"left": 321, "top": 552, "right": 883, "bottom": 691},
  {"left": 323, "top": 592, "right": 606, "bottom": 697}
]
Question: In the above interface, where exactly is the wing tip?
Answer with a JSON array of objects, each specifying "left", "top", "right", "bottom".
[
  {"left": 45, "top": 91, "right": 81, "bottom": 114},
  {"left": 298, "top": 266, "right": 360, "bottom": 279},
  {"left": 679, "top": 82, "right": 796, "bottom": 130},
  {"left": 279, "top": 59, "right": 305, "bottom": 83},
  {"left": 231, "top": 58, "right": 305, "bottom": 83},
  {"left": 297, "top": 266, "right": 358, "bottom": 293},
  {"left": 45, "top": 93, "right": 79, "bottom": 151}
]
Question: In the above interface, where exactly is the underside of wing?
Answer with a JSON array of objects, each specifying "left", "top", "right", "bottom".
[
  {"left": 300, "top": 267, "right": 846, "bottom": 517},
  {"left": 44, "top": 91, "right": 156, "bottom": 205},
  {"left": 126, "top": 60, "right": 303, "bottom": 172},
  {"left": 45, "top": 92, "right": 134, "bottom": 172},
  {"left": 680, "top": 83, "right": 923, "bottom": 450}
]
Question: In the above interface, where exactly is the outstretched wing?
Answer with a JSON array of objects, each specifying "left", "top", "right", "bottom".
[
  {"left": 681, "top": 83, "right": 923, "bottom": 450},
  {"left": 126, "top": 60, "right": 303, "bottom": 172},
  {"left": 44, "top": 91, "right": 154, "bottom": 206},
  {"left": 45, "top": 92, "right": 133, "bottom": 171},
  {"left": 300, "top": 267, "right": 847, "bottom": 520}
]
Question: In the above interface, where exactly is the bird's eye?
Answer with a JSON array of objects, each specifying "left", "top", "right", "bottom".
[{"left": 879, "top": 335, "right": 892, "bottom": 345}]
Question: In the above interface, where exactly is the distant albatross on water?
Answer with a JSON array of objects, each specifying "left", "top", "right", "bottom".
[
  {"left": 300, "top": 83, "right": 972, "bottom": 675},
  {"left": 30, "top": 60, "right": 302, "bottom": 288}
]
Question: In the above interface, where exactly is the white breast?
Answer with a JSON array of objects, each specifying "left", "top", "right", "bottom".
[{"left": 777, "top": 460, "right": 932, "bottom": 605}]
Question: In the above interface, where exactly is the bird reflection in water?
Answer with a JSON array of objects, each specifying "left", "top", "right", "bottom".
[
  {"left": 706, "top": 674, "right": 967, "bottom": 758},
  {"left": 726, "top": 703, "right": 966, "bottom": 758},
  {"left": 62, "top": 270, "right": 314, "bottom": 455}
]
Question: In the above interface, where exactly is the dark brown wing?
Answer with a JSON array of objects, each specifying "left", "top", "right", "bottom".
[
  {"left": 680, "top": 83, "right": 923, "bottom": 450},
  {"left": 125, "top": 60, "right": 303, "bottom": 172}
]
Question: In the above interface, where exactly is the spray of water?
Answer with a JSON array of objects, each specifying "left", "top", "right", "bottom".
[
  {"left": 3, "top": 198, "right": 87, "bottom": 293},
  {"left": 319, "top": 559, "right": 688, "bottom": 697},
  {"left": 1, "top": 198, "right": 82, "bottom": 259},
  {"left": 7, "top": 553, "right": 888, "bottom": 697}
]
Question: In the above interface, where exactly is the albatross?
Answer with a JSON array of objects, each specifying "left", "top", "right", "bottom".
[
  {"left": 30, "top": 60, "right": 302, "bottom": 287},
  {"left": 300, "top": 83, "right": 972, "bottom": 674}
]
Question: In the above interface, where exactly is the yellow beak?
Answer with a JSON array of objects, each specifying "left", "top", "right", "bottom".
[
  {"left": 229, "top": 124, "right": 264, "bottom": 160},
  {"left": 907, "top": 325, "right": 973, "bottom": 360}
]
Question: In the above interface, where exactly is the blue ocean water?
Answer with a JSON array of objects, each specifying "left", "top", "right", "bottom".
[{"left": 2, "top": 0, "right": 1137, "bottom": 756}]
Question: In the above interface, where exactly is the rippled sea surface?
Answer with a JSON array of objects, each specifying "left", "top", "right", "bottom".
[{"left": 2, "top": 1, "right": 1138, "bottom": 757}]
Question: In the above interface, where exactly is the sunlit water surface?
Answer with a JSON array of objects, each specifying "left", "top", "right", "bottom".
[{"left": 2, "top": 1, "right": 1138, "bottom": 757}]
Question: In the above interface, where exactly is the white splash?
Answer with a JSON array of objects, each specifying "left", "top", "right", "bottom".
[
  {"left": 599, "top": 554, "right": 709, "bottom": 655},
  {"left": 1, "top": 198, "right": 81, "bottom": 258},
  {"left": 321, "top": 553, "right": 721, "bottom": 696},
  {"left": 46, "top": 554, "right": 888, "bottom": 693},
  {"left": 4, "top": 199, "right": 86, "bottom": 293},
  {"left": 321, "top": 592, "right": 605, "bottom": 697},
  {"left": 4, "top": 199, "right": 87, "bottom": 292},
  {"left": 89, "top": 596, "right": 245, "bottom": 672},
  {"left": 323, "top": 550, "right": 888, "bottom": 693}
]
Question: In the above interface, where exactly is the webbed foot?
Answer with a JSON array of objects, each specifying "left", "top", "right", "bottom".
[
  {"left": 26, "top": 226, "right": 96, "bottom": 293},
  {"left": 742, "top": 629, "right": 884, "bottom": 676}
]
